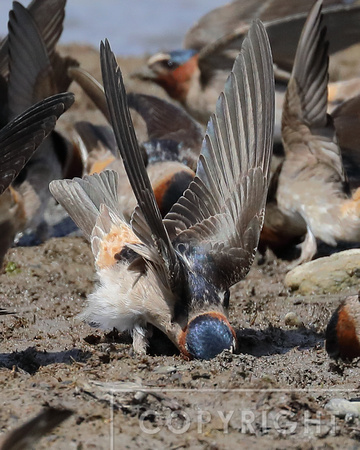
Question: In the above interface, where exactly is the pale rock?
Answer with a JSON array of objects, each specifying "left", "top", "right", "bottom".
[
  {"left": 285, "top": 249, "right": 360, "bottom": 294},
  {"left": 325, "top": 398, "right": 360, "bottom": 418}
]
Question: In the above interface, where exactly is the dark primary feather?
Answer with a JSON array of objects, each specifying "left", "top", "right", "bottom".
[
  {"left": 189, "top": 1, "right": 360, "bottom": 87},
  {"left": 282, "top": 0, "right": 346, "bottom": 185},
  {"left": 267, "top": 3, "right": 360, "bottom": 72},
  {"left": 1, "top": 407, "right": 72, "bottom": 450},
  {"left": 7, "top": 2, "right": 54, "bottom": 119},
  {"left": 68, "top": 65, "right": 202, "bottom": 170},
  {"left": 165, "top": 20, "right": 274, "bottom": 291},
  {"left": 0, "top": 0, "right": 66, "bottom": 79},
  {"left": 0, "top": 92, "right": 74, "bottom": 195},
  {"left": 127, "top": 93, "right": 203, "bottom": 150},
  {"left": 100, "top": 40, "right": 180, "bottom": 287},
  {"left": 184, "top": 0, "right": 352, "bottom": 51},
  {"left": 287, "top": 0, "right": 328, "bottom": 127}
]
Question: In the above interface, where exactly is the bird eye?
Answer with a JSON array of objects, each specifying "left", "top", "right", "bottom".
[
  {"left": 161, "top": 59, "right": 178, "bottom": 70},
  {"left": 223, "top": 290, "right": 230, "bottom": 309},
  {"left": 177, "top": 243, "right": 186, "bottom": 253}
]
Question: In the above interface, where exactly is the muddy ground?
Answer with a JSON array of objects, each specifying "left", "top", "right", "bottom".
[{"left": 1, "top": 44, "right": 360, "bottom": 449}]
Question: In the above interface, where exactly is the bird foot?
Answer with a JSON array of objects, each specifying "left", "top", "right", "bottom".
[{"left": 287, "top": 227, "right": 317, "bottom": 269}]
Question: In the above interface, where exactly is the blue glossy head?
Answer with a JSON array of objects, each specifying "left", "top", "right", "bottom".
[
  {"left": 168, "top": 49, "right": 197, "bottom": 66},
  {"left": 185, "top": 313, "right": 235, "bottom": 360}
]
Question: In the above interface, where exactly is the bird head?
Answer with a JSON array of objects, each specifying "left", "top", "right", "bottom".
[
  {"left": 178, "top": 311, "right": 237, "bottom": 360},
  {"left": 132, "top": 49, "right": 199, "bottom": 102}
]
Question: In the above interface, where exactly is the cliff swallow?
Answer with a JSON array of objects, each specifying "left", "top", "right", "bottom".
[
  {"left": 68, "top": 65, "right": 204, "bottom": 171},
  {"left": 326, "top": 294, "right": 360, "bottom": 360},
  {"left": 134, "top": 0, "right": 360, "bottom": 143},
  {"left": 68, "top": 67, "right": 202, "bottom": 219},
  {"left": 0, "top": 92, "right": 74, "bottom": 265},
  {"left": 50, "top": 20, "right": 274, "bottom": 360},
  {"left": 0, "top": 407, "right": 73, "bottom": 449},
  {"left": 262, "top": 0, "right": 360, "bottom": 264},
  {"left": 0, "top": 1, "right": 78, "bottom": 245},
  {"left": 73, "top": 118, "right": 196, "bottom": 220}
]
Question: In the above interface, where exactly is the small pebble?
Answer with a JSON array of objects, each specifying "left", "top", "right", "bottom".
[
  {"left": 284, "top": 312, "right": 304, "bottom": 328},
  {"left": 153, "top": 365, "right": 177, "bottom": 374}
]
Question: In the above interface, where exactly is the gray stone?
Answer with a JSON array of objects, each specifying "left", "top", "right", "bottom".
[
  {"left": 325, "top": 398, "right": 360, "bottom": 418},
  {"left": 285, "top": 249, "right": 360, "bottom": 294}
]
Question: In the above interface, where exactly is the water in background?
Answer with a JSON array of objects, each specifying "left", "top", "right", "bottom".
[{"left": 0, "top": 0, "right": 226, "bottom": 55}]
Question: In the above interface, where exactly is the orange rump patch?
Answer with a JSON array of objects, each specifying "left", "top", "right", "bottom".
[
  {"left": 336, "top": 306, "right": 360, "bottom": 359},
  {"left": 340, "top": 189, "right": 360, "bottom": 217},
  {"left": 352, "top": 187, "right": 360, "bottom": 202},
  {"left": 89, "top": 156, "right": 116, "bottom": 175},
  {"left": 96, "top": 223, "right": 141, "bottom": 269},
  {"left": 327, "top": 83, "right": 340, "bottom": 105}
]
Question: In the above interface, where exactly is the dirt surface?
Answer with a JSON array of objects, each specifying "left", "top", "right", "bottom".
[{"left": 1, "top": 44, "right": 360, "bottom": 449}]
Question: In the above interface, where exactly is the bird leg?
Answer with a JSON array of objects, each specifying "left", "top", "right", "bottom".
[
  {"left": 288, "top": 226, "right": 317, "bottom": 269},
  {"left": 131, "top": 323, "right": 153, "bottom": 354}
]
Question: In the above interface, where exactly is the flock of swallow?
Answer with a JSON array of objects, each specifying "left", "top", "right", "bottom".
[{"left": 1, "top": 0, "right": 360, "bottom": 366}]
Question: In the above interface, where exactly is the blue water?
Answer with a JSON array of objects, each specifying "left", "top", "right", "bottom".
[{"left": 0, "top": 0, "right": 226, "bottom": 55}]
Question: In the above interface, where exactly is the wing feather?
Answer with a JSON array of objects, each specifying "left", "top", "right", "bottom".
[
  {"left": 0, "top": 0, "right": 65, "bottom": 78},
  {"left": 281, "top": 0, "right": 346, "bottom": 184},
  {"left": 49, "top": 170, "right": 122, "bottom": 240},
  {"left": 0, "top": 92, "right": 74, "bottom": 194},
  {"left": 100, "top": 40, "right": 180, "bottom": 287},
  {"left": 165, "top": 20, "right": 274, "bottom": 289}
]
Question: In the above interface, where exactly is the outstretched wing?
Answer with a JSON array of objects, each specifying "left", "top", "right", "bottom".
[
  {"left": 194, "top": 2, "right": 360, "bottom": 87},
  {"left": 165, "top": 20, "right": 274, "bottom": 291},
  {"left": 184, "top": 0, "right": 355, "bottom": 51},
  {"left": 0, "top": 0, "right": 66, "bottom": 78},
  {"left": 100, "top": 40, "right": 182, "bottom": 289},
  {"left": 281, "top": 0, "right": 346, "bottom": 184},
  {"left": 0, "top": 92, "right": 74, "bottom": 195},
  {"left": 7, "top": 1, "right": 55, "bottom": 119}
]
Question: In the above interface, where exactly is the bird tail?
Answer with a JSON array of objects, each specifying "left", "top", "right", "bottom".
[{"left": 49, "top": 170, "right": 123, "bottom": 240}]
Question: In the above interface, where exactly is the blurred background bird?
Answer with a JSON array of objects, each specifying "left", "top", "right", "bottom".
[
  {"left": 0, "top": 93, "right": 74, "bottom": 267},
  {"left": 0, "top": 0, "right": 79, "bottom": 256},
  {"left": 134, "top": 0, "right": 360, "bottom": 145},
  {"left": 326, "top": 294, "right": 360, "bottom": 360},
  {"left": 261, "top": 0, "right": 360, "bottom": 265},
  {"left": 67, "top": 66, "right": 203, "bottom": 219}
]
